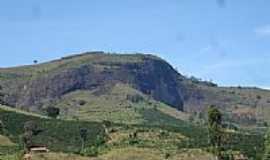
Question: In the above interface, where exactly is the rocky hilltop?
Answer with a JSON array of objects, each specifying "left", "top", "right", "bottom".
[
  {"left": 0, "top": 52, "right": 269, "bottom": 125},
  {"left": 0, "top": 52, "right": 186, "bottom": 110}
]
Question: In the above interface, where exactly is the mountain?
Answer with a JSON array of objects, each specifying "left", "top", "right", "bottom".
[
  {"left": 0, "top": 52, "right": 270, "bottom": 125},
  {"left": 0, "top": 52, "right": 268, "bottom": 159}
]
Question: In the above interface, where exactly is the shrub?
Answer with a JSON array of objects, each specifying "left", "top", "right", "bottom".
[
  {"left": 46, "top": 106, "right": 60, "bottom": 118},
  {"left": 102, "top": 120, "right": 112, "bottom": 128},
  {"left": 23, "top": 121, "right": 42, "bottom": 135},
  {"left": 159, "top": 130, "right": 168, "bottom": 138},
  {"left": 24, "top": 121, "right": 37, "bottom": 132},
  {"left": 80, "top": 128, "right": 88, "bottom": 151},
  {"left": 207, "top": 105, "right": 223, "bottom": 159},
  {"left": 80, "top": 146, "right": 99, "bottom": 157},
  {"left": 22, "top": 131, "right": 33, "bottom": 152},
  {"left": 165, "top": 153, "right": 170, "bottom": 159},
  {"left": 126, "top": 94, "right": 144, "bottom": 103},
  {"left": 94, "top": 135, "right": 106, "bottom": 146},
  {"left": 78, "top": 100, "right": 86, "bottom": 106},
  {"left": 0, "top": 120, "right": 4, "bottom": 134}
]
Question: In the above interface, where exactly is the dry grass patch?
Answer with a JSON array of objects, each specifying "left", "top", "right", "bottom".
[
  {"left": 100, "top": 147, "right": 163, "bottom": 160},
  {"left": 31, "top": 152, "right": 98, "bottom": 160},
  {"left": 0, "top": 135, "right": 15, "bottom": 146},
  {"left": 171, "top": 149, "right": 215, "bottom": 160}
]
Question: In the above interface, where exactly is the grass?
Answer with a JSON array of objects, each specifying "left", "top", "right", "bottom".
[
  {"left": 56, "top": 83, "right": 190, "bottom": 124},
  {"left": 18, "top": 148, "right": 215, "bottom": 160},
  {"left": 0, "top": 107, "right": 106, "bottom": 153},
  {"left": 1, "top": 52, "right": 270, "bottom": 127},
  {"left": 0, "top": 135, "right": 15, "bottom": 146},
  {"left": 0, "top": 53, "right": 155, "bottom": 81},
  {"left": 0, "top": 105, "right": 47, "bottom": 119},
  {"left": 0, "top": 89, "right": 266, "bottom": 159},
  {"left": 183, "top": 83, "right": 270, "bottom": 127},
  {"left": 31, "top": 152, "right": 93, "bottom": 160}
]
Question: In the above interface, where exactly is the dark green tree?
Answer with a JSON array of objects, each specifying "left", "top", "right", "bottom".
[
  {"left": 46, "top": 106, "right": 60, "bottom": 118},
  {"left": 263, "top": 130, "right": 270, "bottom": 160},
  {"left": 208, "top": 105, "right": 223, "bottom": 160},
  {"left": 80, "top": 128, "right": 88, "bottom": 152},
  {"left": 22, "top": 130, "right": 33, "bottom": 152},
  {"left": 22, "top": 121, "right": 35, "bottom": 152},
  {"left": 24, "top": 121, "right": 37, "bottom": 132},
  {"left": 22, "top": 121, "right": 42, "bottom": 152},
  {"left": 0, "top": 120, "right": 4, "bottom": 134},
  {"left": 0, "top": 85, "right": 5, "bottom": 105}
]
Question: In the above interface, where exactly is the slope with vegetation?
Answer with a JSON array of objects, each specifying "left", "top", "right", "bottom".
[
  {"left": 0, "top": 101, "right": 265, "bottom": 160},
  {"left": 0, "top": 52, "right": 269, "bottom": 126},
  {"left": 0, "top": 52, "right": 269, "bottom": 160}
]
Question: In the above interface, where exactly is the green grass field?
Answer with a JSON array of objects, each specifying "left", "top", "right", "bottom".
[{"left": 0, "top": 101, "right": 266, "bottom": 160}]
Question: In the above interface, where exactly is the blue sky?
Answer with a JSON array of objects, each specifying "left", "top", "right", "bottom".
[{"left": 0, "top": 0, "right": 270, "bottom": 89}]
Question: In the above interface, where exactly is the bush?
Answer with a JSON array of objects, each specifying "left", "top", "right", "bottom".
[
  {"left": 128, "top": 138, "right": 140, "bottom": 145},
  {"left": 46, "top": 106, "right": 60, "bottom": 118},
  {"left": 80, "top": 135, "right": 106, "bottom": 157},
  {"left": 23, "top": 121, "right": 42, "bottom": 135},
  {"left": 159, "top": 130, "right": 168, "bottom": 138},
  {"left": 0, "top": 120, "right": 4, "bottom": 134},
  {"left": 80, "top": 146, "right": 99, "bottom": 157},
  {"left": 24, "top": 121, "right": 37, "bottom": 132},
  {"left": 102, "top": 120, "right": 112, "bottom": 128},
  {"left": 78, "top": 100, "right": 86, "bottom": 106},
  {"left": 126, "top": 94, "right": 144, "bottom": 103},
  {"left": 165, "top": 153, "right": 170, "bottom": 159}
]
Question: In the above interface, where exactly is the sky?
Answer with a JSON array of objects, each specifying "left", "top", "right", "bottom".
[{"left": 0, "top": 0, "right": 270, "bottom": 89}]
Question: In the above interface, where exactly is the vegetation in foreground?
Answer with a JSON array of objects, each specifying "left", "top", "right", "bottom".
[{"left": 0, "top": 103, "right": 267, "bottom": 160}]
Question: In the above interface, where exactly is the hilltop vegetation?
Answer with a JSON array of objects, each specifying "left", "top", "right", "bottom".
[{"left": 0, "top": 52, "right": 269, "bottom": 127}]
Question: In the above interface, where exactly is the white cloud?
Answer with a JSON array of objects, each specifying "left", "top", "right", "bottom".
[{"left": 255, "top": 25, "right": 270, "bottom": 37}]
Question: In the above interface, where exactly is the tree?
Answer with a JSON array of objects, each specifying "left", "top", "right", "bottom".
[
  {"left": 263, "top": 130, "right": 270, "bottom": 160},
  {"left": 24, "top": 121, "right": 37, "bottom": 132},
  {"left": 22, "top": 121, "right": 40, "bottom": 152},
  {"left": 46, "top": 106, "right": 60, "bottom": 118},
  {"left": 208, "top": 105, "right": 223, "bottom": 160},
  {"left": 0, "top": 85, "right": 5, "bottom": 105},
  {"left": 0, "top": 120, "right": 4, "bottom": 134},
  {"left": 22, "top": 130, "right": 33, "bottom": 152},
  {"left": 22, "top": 120, "right": 43, "bottom": 152},
  {"left": 80, "top": 128, "right": 88, "bottom": 152}
]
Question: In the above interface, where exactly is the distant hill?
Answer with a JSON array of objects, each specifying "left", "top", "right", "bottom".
[{"left": 0, "top": 52, "right": 270, "bottom": 126}]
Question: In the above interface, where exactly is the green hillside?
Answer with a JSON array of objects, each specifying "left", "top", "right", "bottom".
[
  {"left": 0, "top": 52, "right": 269, "bottom": 159},
  {"left": 0, "top": 102, "right": 266, "bottom": 160},
  {"left": 0, "top": 105, "right": 106, "bottom": 154},
  {"left": 55, "top": 83, "right": 189, "bottom": 123},
  {"left": 0, "top": 52, "right": 269, "bottom": 127}
]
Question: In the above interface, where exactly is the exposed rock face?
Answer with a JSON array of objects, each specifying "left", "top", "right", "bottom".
[
  {"left": 0, "top": 54, "right": 186, "bottom": 111},
  {"left": 1, "top": 53, "right": 270, "bottom": 126},
  {"left": 130, "top": 58, "right": 184, "bottom": 110}
]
